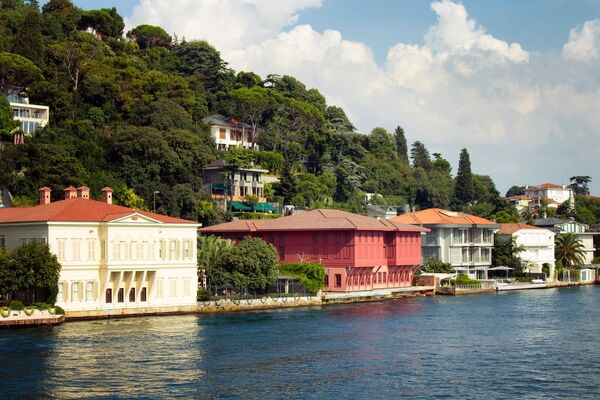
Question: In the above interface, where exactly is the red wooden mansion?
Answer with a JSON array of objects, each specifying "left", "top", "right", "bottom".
[{"left": 199, "top": 209, "right": 428, "bottom": 292}]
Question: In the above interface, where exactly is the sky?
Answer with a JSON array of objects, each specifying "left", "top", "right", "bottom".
[{"left": 70, "top": 0, "right": 600, "bottom": 195}]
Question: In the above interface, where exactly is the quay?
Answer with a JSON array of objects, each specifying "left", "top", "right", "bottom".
[
  {"left": 322, "top": 286, "right": 435, "bottom": 304},
  {"left": 0, "top": 311, "right": 65, "bottom": 328}
]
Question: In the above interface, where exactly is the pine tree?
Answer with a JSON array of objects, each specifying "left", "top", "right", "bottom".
[
  {"left": 410, "top": 141, "right": 432, "bottom": 170},
  {"left": 394, "top": 126, "right": 409, "bottom": 165},
  {"left": 453, "top": 148, "right": 475, "bottom": 210},
  {"left": 279, "top": 163, "right": 296, "bottom": 203}
]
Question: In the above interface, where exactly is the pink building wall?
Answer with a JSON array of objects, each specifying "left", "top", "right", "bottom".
[{"left": 211, "top": 229, "right": 422, "bottom": 292}]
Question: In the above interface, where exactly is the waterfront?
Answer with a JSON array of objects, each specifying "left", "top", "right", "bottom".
[{"left": 2, "top": 286, "right": 600, "bottom": 399}]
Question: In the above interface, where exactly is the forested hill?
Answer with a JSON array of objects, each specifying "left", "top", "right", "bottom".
[{"left": 0, "top": 0, "right": 516, "bottom": 225}]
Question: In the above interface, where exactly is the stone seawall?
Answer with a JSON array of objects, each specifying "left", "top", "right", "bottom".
[{"left": 65, "top": 297, "right": 322, "bottom": 320}]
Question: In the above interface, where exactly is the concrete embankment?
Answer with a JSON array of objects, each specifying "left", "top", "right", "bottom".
[
  {"left": 322, "top": 286, "right": 435, "bottom": 304},
  {"left": 0, "top": 310, "right": 65, "bottom": 328}
]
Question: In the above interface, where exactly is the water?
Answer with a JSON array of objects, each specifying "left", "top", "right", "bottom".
[{"left": 2, "top": 286, "right": 600, "bottom": 399}]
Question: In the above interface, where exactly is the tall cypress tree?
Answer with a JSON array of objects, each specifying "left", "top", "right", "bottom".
[
  {"left": 394, "top": 125, "right": 409, "bottom": 165},
  {"left": 454, "top": 148, "right": 475, "bottom": 210},
  {"left": 410, "top": 141, "right": 432, "bottom": 170}
]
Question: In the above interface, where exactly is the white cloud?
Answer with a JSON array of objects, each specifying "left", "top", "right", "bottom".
[
  {"left": 126, "top": 0, "right": 322, "bottom": 51},
  {"left": 562, "top": 19, "right": 600, "bottom": 62}
]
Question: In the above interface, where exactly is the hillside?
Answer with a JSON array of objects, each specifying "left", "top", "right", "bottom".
[{"left": 0, "top": 0, "right": 521, "bottom": 225}]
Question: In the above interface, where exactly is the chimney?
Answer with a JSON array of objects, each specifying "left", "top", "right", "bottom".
[
  {"left": 38, "top": 187, "right": 51, "bottom": 205},
  {"left": 64, "top": 186, "right": 77, "bottom": 199},
  {"left": 76, "top": 186, "right": 90, "bottom": 199},
  {"left": 101, "top": 187, "right": 113, "bottom": 204}
]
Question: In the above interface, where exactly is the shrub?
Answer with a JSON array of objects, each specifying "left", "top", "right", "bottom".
[
  {"left": 0, "top": 307, "right": 10, "bottom": 318},
  {"left": 53, "top": 305, "right": 65, "bottom": 315},
  {"left": 455, "top": 274, "right": 479, "bottom": 286},
  {"left": 278, "top": 262, "right": 326, "bottom": 293},
  {"left": 9, "top": 300, "right": 24, "bottom": 310},
  {"left": 514, "top": 276, "right": 533, "bottom": 282},
  {"left": 197, "top": 288, "right": 211, "bottom": 302},
  {"left": 32, "top": 302, "right": 51, "bottom": 311},
  {"left": 237, "top": 212, "right": 281, "bottom": 220}
]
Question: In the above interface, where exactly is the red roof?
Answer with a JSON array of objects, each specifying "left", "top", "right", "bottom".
[
  {"left": 527, "top": 183, "right": 563, "bottom": 190},
  {"left": 498, "top": 223, "right": 541, "bottom": 235},
  {"left": 0, "top": 198, "right": 196, "bottom": 224},
  {"left": 391, "top": 208, "right": 498, "bottom": 226},
  {"left": 199, "top": 209, "right": 429, "bottom": 233}
]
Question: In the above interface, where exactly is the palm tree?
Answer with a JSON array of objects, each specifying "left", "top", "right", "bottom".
[
  {"left": 197, "top": 235, "right": 233, "bottom": 288},
  {"left": 555, "top": 233, "right": 586, "bottom": 270}
]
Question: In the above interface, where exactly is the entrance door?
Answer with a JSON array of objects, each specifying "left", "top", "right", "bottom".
[{"left": 105, "top": 288, "right": 112, "bottom": 303}]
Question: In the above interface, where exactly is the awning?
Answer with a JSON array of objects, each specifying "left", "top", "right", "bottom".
[
  {"left": 230, "top": 201, "right": 252, "bottom": 211},
  {"left": 253, "top": 202, "right": 277, "bottom": 212}
]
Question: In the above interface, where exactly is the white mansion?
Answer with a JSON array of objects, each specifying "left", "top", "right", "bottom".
[{"left": 0, "top": 186, "right": 200, "bottom": 317}]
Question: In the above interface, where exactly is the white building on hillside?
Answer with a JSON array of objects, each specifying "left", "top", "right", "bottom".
[
  {"left": 498, "top": 223, "right": 556, "bottom": 277},
  {"left": 0, "top": 186, "right": 200, "bottom": 317},
  {"left": 7, "top": 94, "right": 49, "bottom": 135},
  {"left": 531, "top": 218, "right": 597, "bottom": 264},
  {"left": 525, "top": 183, "right": 574, "bottom": 209},
  {"left": 203, "top": 114, "right": 259, "bottom": 151}
]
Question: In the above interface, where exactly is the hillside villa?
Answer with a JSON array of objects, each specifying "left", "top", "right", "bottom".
[
  {"left": 391, "top": 208, "right": 499, "bottom": 279},
  {"left": 203, "top": 114, "right": 259, "bottom": 151},
  {"left": 199, "top": 209, "right": 428, "bottom": 293},
  {"left": 0, "top": 186, "right": 200, "bottom": 317}
]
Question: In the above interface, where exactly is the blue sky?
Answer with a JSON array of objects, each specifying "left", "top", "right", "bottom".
[{"left": 66, "top": 0, "right": 600, "bottom": 194}]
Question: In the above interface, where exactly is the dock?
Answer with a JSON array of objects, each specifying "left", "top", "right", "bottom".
[
  {"left": 322, "top": 286, "right": 435, "bottom": 304},
  {"left": 0, "top": 310, "right": 65, "bottom": 328}
]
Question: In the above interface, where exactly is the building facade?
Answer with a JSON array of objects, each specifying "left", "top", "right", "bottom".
[
  {"left": 391, "top": 208, "right": 499, "bottom": 279},
  {"left": 0, "top": 186, "right": 200, "bottom": 316},
  {"left": 531, "top": 218, "right": 597, "bottom": 264},
  {"left": 7, "top": 94, "right": 49, "bottom": 135},
  {"left": 203, "top": 114, "right": 259, "bottom": 151},
  {"left": 498, "top": 223, "right": 556, "bottom": 276},
  {"left": 525, "top": 183, "right": 574, "bottom": 209},
  {"left": 199, "top": 209, "right": 428, "bottom": 292}
]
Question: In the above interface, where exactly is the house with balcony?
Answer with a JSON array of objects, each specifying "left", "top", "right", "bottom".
[
  {"left": 200, "top": 209, "right": 429, "bottom": 292},
  {"left": 498, "top": 223, "right": 555, "bottom": 276},
  {"left": 506, "top": 195, "right": 531, "bottom": 213},
  {"left": 0, "top": 186, "right": 200, "bottom": 317},
  {"left": 525, "top": 183, "right": 574, "bottom": 210},
  {"left": 203, "top": 159, "right": 277, "bottom": 213},
  {"left": 7, "top": 94, "right": 49, "bottom": 136},
  {"left": 391, "top": 208, "right": 499, "bottom": 279},
  {"left": 203, "top": 114, "right": 259, "bottom": 151},
  {"left": 531, "top": 218, "right": 597, "bottom": 264}
]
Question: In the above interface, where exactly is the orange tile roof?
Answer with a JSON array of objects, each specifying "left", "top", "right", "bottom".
[
  {"left": 390, "top": 208, "right": 497, "bottom": 226},
  {"left": 0, "top": 198, "right": 196, "bottom": 224},
  {"left": 498, "top": 223, "right": 542, "bottom": 235},
  {"left": 200, "top": 209, "right": 429, "bottom": 233}
]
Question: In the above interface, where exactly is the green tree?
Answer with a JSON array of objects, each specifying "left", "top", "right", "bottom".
[
  {"left": 506, "top": 185, "right": 525, "bottom": 197},
  {"left": 569, "top": 175, "right": 591, "bottom": 196},
  {"left": 394, "top": 125, "right": 409, "bottom": 165},
  {"left": 493, "top": 235, "right": 527, "bottom": 273},
  {"left": 410, "top": 141, "right": 432, "bottom": 170},
  {"left": 230, "top": 86, "right": 273, "bottom": 148},
  {"left": 216, "top": 236, "right": 278, "bottom": 290},
  {"left": 126, "top": 24, "right": 172, "bottom": 49},
  {"left": 325, "top": 105, "right": 354, "bottom": 131},
  {"left": 115, "top": 187, "right": 148, "bottom": 210},
  {"left": 555, "top": 233, "right": 586, "bottom": 269},
  {"left": 420, "top": 258, "right": 453, "bottom": 273},
  {"left": 0, "top": 97, "right": 19, "bottom": 140},
  {"left": 0, "top": 52, "right": 43, "bottom": 95},
  {"left": 453, "top": 148, "right": 475, "bottom": 210},
  {"left": 12, "top": 5, "right": 44, "bottom": 66},
  {"left": 368, "top": 127, "right": 397, "bottom": 160},
  {"left": 78, "top": 7, "right": 124, "bottom": 38},
  {"left": 10, "top": 241, "right": 62, "bottom": 303}
]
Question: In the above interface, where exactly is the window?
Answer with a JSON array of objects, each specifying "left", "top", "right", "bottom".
[
  {"left": 481, "top": 248, "right": 490, "bottom": 262},
  {"left": 58, "top": 282, "right": 66, "bottom": 302},
  {"left": 140, "top": 287, "right": 147, "bottom": 302},
  {"left": 183, "top": 278, "right": 191, "bottom": 296},
  {"left": 378, "top": 272, "right": 382, "bottom": 283},
  {"left": 323, "top": 233, "right": 328, "bottom": 243},
  {"left": 87, "top": 239, "right": 96, "bottom": 260},
  {"left": 313, "top": 233, "right": 318, "bottom": 244},
  {"left": 336, "top": 233, "right": 340, "bottom": 243},
  {"left": 136, "top": 242, "right": 143, "bottom": 259},
  {"left": 71, "top": 239, "right": 81, "bottom": 260},
  {"left": 383, "top": 272, "right": 387, "bottom": 283},
  {"left": 126, "top": 242, "right": 133, "bottom": 259},
  {"left": 169, "top": 240, "right": 176, "bottom": 259},
  {"left": 334, "top": 274, "right": 342, "bottom": 287},
  {"left": 183, "top": 240, "right": 191, "bottom": 258},
  {"left": 156, "top": 279, "right": 164, "bottom": 297},
  {"left": 219, "top": 128, "right": 226, "bottom": 139},
  {"left": 462, "top": 248, "right": 471, "bottom": 263},
  {"left": 105, "top": 288, "right": 112, "bottom": 303},
  {"left": 170, "top": 278, "right": 177, "bottom": 296},
  {"left": 160, "top": 240, "right": 166, "bottom": 259},
  {"left": 325, "top": 274, "right": 329, "bottom": 287},
  {"left": 71, "top": 282, "right": 81, "bottom": 301},
  {"left": 117, "top": 288, "right": 124, "bottom": 303},
  {"left": 113, "top": 241, "right": 121, "bottom": 260},
  {"left": 0, "top": 235, "right": 4, "bottom": 248},
  {"left": 175, "top": 240, "right": 181, "bottom": 259},
  {"left": 482, "top": 230, "right": 493, "bottom": 243},
  {"left": 129, "top": 288, "right": 136, "bottom": 302},
  {"left": 86, "top": 281, "right": 95, "bottom": 301}
]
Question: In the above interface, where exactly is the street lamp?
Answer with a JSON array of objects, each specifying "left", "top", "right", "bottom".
[{"left": 153, "top": 190, "right": 160, "bottom": 213}]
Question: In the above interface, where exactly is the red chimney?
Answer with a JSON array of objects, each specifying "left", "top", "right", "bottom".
[
  {"left": 76, "top": 186, "right": 90, "bottom": 199},
  {"left": 64, "top": 186, "right": 77, "bottom": 199},
  {"left": 38, "top": 187, "right": 51, "bottom": 205},
  {"left": 101, "top": 187, "right": 113, "bottom": 204}
]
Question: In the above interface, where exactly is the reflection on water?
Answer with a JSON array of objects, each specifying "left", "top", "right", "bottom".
[{"left": 1, "top": 286, "right": 600, "bottom": 399}]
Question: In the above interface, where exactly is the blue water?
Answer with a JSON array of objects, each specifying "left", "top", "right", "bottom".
[{"left": 1, "top": 287, "right": 600, "bottom": 399}]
